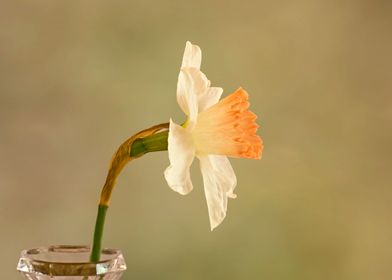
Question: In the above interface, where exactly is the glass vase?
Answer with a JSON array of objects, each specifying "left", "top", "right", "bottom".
[{"left": 17, "top": 245, "right": 126, "bottom": 280}]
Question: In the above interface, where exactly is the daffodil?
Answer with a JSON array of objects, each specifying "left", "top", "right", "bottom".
[
  {"left": 89, "top": 42, "right": 263, "bottom": 262},
  {"left": 164, "top": 42, "right": 263, "bottom": 230}
]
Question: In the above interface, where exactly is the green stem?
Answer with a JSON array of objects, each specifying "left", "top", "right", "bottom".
[
  {"left": 89, "top": 129, "right": 169, "bottom": 262},
  {"left": 130, "top": 130, "right": 169, "bottom": 157},
  {"left": 90, "top": 204, "right": 108, "bottom": 262}
]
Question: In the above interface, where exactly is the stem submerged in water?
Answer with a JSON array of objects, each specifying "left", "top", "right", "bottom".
[{"left": 89, "top": 123, "right": 169, "bottom": 263}]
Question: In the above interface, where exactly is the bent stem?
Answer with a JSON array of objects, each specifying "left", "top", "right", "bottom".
[{"left": 90, "top": 123, "right": 169, "bottom": 263}]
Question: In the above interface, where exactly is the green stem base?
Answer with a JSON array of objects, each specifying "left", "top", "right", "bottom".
[{"left": 90, "top": 205, "right": 108, "bottom": 262}]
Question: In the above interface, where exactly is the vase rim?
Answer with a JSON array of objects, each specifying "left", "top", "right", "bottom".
[
  {"left": 20, "top": 245, "right": 121, "bottom": 265},
  {"left": 17, "top": 245, "right": 127, "bottom": 276}
]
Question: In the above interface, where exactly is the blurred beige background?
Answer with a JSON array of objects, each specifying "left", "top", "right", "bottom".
[{"left": 1, "top": 1, "right": 392, "bottom": 279}]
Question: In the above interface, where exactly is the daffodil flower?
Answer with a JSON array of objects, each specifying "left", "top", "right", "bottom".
[
  {"left": 164, "top": 42, "right": 263, "bottom": 230},
  {"left": 89, "top": 42, "right": 263, "bottom": 262}
]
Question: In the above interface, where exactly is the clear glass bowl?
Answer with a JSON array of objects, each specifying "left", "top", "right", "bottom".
[{"left": 17, "top": 245, "right": 126, "bottom": 279}]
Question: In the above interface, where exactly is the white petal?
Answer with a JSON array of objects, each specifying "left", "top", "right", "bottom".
[
  {"left": 176, "top": 68, "right": 210, "bottom": 127},
  {"left": 198, "top": 87, "right": 223, "bottom": 112},
  {"left": 164, "top": 120, "right": 196, "bottom": 195},
  {"left": 188, "top": 68, "right": 211, "bottom": 95},
  {"left": 176, "top": 70, "right": 199, "bottom": 125},
  {"left": 199, "top": 155, "right": 237, "bottom": 230},
  {"left": 181, "top": 41, "right": 202, "bottom": 69}
]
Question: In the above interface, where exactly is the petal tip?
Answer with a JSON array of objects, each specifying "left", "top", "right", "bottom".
[
  {"left": 228, "top": 192, "right": 237, "bottom": 199},
  {"left": 164, "top": 168, "right": 193, "bottom": 196},
  {"left": 210, "top": 218, "right": 225, "bottom": 231},
  {"left": 182, "top": 41, "right": 202, "bottom": 69}
]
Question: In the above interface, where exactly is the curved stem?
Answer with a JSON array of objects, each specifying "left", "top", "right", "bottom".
[{"left": 89, "top": 123, "right": 169, "bottom": 262}]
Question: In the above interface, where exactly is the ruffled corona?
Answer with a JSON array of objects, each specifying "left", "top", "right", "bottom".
[{"left": 193, "top": 88, "right": 263, "bottom": 159}]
